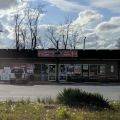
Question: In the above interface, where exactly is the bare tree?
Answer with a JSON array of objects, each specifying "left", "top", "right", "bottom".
[
  {"left": 20, "top": 27, "right": 27, "bottom": 49},
  {"left": 14, "top": 3, "right": 45, "bottom": 50},
  {"left": 45, "top": 18, "right": 73, "bottom": 50},
  {"left": 69, "top": 29, "right": 80, "bottom": 49},
  {"left": 60, "top": 19, "right": 72, "bottom": 49},
  {"left": 46, "top": 26, "right": 61, "bottom": 49},
  {"left": 37, "top": 36, "right": 47, "bottom": 49},
  {"left": 25, "top": 5, "right": 45, "bottom": 49},
  {"left": 14, "top": 13, "right": 24, "bottom": 50}
]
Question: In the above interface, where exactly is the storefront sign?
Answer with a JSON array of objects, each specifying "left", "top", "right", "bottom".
[{"left": 38, "top": 50, "right": 78, "bottom": 57}]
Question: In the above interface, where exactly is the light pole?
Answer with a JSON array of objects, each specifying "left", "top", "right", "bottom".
[
  {"left": 83, "top": 37, "right": 86, "bottom": 50},
  {"left": 54, "top": 41, "right": 60, "bottom": 82}
]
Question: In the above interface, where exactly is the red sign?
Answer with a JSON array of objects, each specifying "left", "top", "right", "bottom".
[{"left": 38, "top": 50, "right": 78, "bottom": 57}]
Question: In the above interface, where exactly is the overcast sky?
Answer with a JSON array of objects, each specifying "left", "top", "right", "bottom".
[{"left": 0, "top": 0, "right": 120, "bottom": 49}]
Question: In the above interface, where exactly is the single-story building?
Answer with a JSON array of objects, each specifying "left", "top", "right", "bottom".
[{"left": 0, "top": 49, "right": 120, "bottom": 83}]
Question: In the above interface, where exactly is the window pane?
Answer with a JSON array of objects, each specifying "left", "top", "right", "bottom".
[
  {"left": 83, "top": 64, "right": 89, "bottom": 77},
  {"left": 41, "top": 64, "right": 48, "bottom": 81},
  {"left": 110, "top": 65, "right": 114, "bottom": 73},
  {"left": 49, "top": 65, "right": 56, "bottom": 81},
  {"left": 89, "top": 65, "right": 97, "bottom": 76},
  {"left": 67, "top": 64, "right": 74, "bottom": 75},
  {"left": 59, "top": 64, "right": 67, "bottom": 81},
  {"left": 74, "top": 64, "right": 82, "bottom": 75},
  {"left": 98, "top": 65, "right": 105, "bottom": 75}
]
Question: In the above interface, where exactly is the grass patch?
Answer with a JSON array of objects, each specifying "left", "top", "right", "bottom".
[
  {"left": 56, "top": 88, "right": 110, "bottom": 109},
  {"left": 0, "top": 100, "right": 119, "bottom": 120}
]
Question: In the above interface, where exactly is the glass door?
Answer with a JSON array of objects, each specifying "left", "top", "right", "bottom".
[
  {"left": 41, "top": 64, "right": 48, "bottom": 81},
  {"left": 59, "top": 64, "right": 67, "bottom": 81},
  {"left": 48, "top": 64, "right": 56, "bottom": 81}
]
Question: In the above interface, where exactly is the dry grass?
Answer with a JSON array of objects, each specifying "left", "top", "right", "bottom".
[{"left": 0, "top": 100, "right": 119, "bottom": 120}]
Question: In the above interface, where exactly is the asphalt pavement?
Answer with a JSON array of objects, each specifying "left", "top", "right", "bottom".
[{"left": 0, "top": 84, "right": 119, "bottom": 101}]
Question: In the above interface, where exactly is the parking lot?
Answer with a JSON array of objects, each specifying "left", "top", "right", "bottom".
[{"left": 0, "top": 84, "right": 120, "bottom": 101}]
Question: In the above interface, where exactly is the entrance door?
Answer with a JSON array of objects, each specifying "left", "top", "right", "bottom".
[
  {"left": 41, "top": 64, "right": 48, "bottom": 81},
  {"left": 48, "top": 64, "right": 56, "bottom": 81},
  {"left": 59, "top": 64, "right": 67, "bottom": 81}
]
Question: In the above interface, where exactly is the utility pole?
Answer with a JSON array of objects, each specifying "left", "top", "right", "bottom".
[
  {"left": 55, "top": 40, "right": 60, "bottom": 82},
  {"left": 83, "top": 37, "right": 86, "bottom": 50}
]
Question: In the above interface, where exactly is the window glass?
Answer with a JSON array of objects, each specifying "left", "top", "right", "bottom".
[
  {"left": 74, "top": 64, "right": 82, "bottom": 75},
  {"left": 60, "top": 65, "right": 66, "bottom": 74},
  {"left": 59, "top": 64, "right": 67, "bottom": 81},
  {"left": 41, "top": 64, "right": 48, "bottom": 81},
  {"left": 83, "top": 64, "right": 89, "bottom": 77},
  {"left": 98, "top": 65, "right": 105, "bottom": 75},
  {"left": 67, "top": 64, "right": 74, "bottom": 75},
  {"left": 110, "top": 65, "right": 114, "bottom": 73},
  {"left": 49, "top": 64, "right": 56, "bottom": 81},
  {"left": 89, "top": 65, "right": 97, "bottom": 76}
]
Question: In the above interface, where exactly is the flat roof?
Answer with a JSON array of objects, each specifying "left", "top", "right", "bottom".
[{"left": 0, "top": 49, "right": 119, "bottom": 59}]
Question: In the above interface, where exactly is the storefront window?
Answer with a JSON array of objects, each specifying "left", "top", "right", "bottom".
[
  {"left": 89, "top": 65, "right": 98, "bottom": 77},
  {"left": 98, "top": 64, "right": 105, "bottom": 76},
  {"left": 82, "top": 64, "right": 89, "bottom": 77},
  {"left": 74, "top": 64, "right": 82, "bottom": 75},
  {"left": 67, "top": 64, "right": 74, "bottom": 75},
  {"left": 41, "top": 64, "right": 48, "bottom": 81},
  {"left": 110, "top": 65, "right": 114, "bottom": 73},
  {"left": 48, "top": 64, "right": 56, "bottom": 81}
]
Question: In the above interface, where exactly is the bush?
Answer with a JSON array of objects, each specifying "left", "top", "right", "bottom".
[{"left": 56, "top": 88, "right": 110, "bottom": 109}]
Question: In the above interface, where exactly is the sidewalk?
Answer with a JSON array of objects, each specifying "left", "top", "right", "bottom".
[{"left": 0, "top": 80, "right": 120, "bottom": 86}]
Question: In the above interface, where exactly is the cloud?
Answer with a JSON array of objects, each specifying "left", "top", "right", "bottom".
[
  {"left": 0, "top": 22, "right": 3, "bottom": 31},
  {"left": 0, "top": 0, "right": 18, "bottom": 10},
  {"left": 96, "top": 22, "right": 120, "bottom": 31},
  {"left": 90, "top": 0, "right": 120, "bottom": 13},
  {"left": 43, "top": 0, "right": 88, "bottom": 11},
  {"left": 94, "top": 17, "right": 120, "bottom": 48},
  {"left": 8, "top": 9, "right": 120, "bottom": 49},
  {"left": 72, "top": 10, "right": 103, "bottom": 26},
  {"left": 96, "top": 17, "right": 120, "bottom": 34},
  {"left": 71, "top": 10, "right": 120, "bottom": 49},
  {"left": 0, "top": 2, "right": 120, "bottom": 50},
  {"left": 0, "top": 0, "right": 28, "bottom": 48}
]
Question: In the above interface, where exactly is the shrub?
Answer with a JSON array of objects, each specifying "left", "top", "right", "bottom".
[{"left": 56, "top": 88, "right": 110, "bottom": 109}]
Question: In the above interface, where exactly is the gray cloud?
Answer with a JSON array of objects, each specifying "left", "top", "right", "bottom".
[
  {"left": 72, "top": 10, "right": 103, "bottom": 26},
  {"left": 0, "top": 22, "right": 3, "bottom": 31},
  {"left": 0, "top": 0, "right": 18, "bottom": 10},
  {"left": 96, "top": 22, "right": 120, "bottom": 31},
  {"left": 90, "top": 0, "right": 120, "bottom": 13}
]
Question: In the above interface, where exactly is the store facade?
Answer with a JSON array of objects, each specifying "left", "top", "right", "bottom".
[{"left": 0, "top": 49, "right": 120, "bottom": 83}]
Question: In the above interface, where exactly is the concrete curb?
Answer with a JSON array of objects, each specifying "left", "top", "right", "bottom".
[{"left": 0, "top": 81, "right": 120, "bottom": 86}]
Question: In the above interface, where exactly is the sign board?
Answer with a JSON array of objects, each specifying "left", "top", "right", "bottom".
[{"left": 38, "top": 50, "right": 78, "bottom": 57}]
